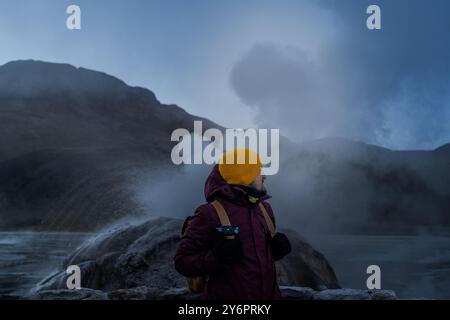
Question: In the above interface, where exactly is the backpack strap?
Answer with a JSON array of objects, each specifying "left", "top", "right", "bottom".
[
  {"left": 211, "top": 199, "right": 276, "bottom": 238},
  {"left": 211, "top": 200, "right": 234, "bottom": 239},
  {"left": 258, "top": 202, "right": 276, "bottom": 237}
]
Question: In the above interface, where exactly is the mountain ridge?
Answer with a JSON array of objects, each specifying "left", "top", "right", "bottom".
[{"left": 0, "top": 60, "right": 449, "bottom": 233}]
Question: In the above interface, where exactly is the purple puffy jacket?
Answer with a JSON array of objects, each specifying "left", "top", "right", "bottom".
[{"left": 174, "top": 165, "right": 283, "bottom": 300}]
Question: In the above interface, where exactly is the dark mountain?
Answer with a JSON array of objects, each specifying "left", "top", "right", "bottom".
[
  {"left": 0, "top": 60, "right": 216, "bottom": 161},
  {"left": 271, "top": 137, "right": 450, "bottom": 234},
  {"left": 434, "top": 143, "right": 450, "bottom": 156},
  {"left": 0, "top": 60, "right": 216, "bottom": 230}
]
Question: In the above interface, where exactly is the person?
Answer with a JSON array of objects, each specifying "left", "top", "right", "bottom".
[{"left": 174, "top": 148, "right": 291, "bottom": 299}]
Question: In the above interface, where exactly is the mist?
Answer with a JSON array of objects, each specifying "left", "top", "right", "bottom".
[
  {"left": 229, "top": 1, "right": 450, "bottom": 150},
  {"left": 129, "top": 164, "right": 210, "bottom": 220},
  {"left": 124, "top": 134, "right": 450, "bottom": 237}
]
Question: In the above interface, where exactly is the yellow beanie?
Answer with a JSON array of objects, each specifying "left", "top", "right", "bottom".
[{"left": 218, "top": 148, "right": 262, "bottom": 185}]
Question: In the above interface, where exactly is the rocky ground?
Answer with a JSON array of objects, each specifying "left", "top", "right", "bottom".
[
  {"left": 0, "top": 216, "right": 397, "bottom": 300},
  {"left": 32, "top": 216, "right": 340, "bottom": 293},
  {"left": 23, "top": 286, "right": 397, "bottom": 300}
]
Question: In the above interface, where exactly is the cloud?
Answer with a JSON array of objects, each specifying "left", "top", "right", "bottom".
[
  {"left": 230, "top": 43, "right": 366, "bottom": 142},
  {"left": 230, "top": 0, "right": 450, "bottom": 150}
]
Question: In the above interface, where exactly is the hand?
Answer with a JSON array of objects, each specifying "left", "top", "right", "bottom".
[
  {"left": 213, "top": 238, "right": 242, "bottom": 266},
  {"left": 271, "top": 232, "right": 291, "bottom": 261}
]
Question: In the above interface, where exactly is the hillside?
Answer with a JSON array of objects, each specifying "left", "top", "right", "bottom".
[{"left": 0, "top": 60, "right": 215, "bottom": 230}]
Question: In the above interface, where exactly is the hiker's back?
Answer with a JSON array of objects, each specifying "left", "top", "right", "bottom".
[{"left": 175, "top": 197, "right": 281, "bottom": 300}]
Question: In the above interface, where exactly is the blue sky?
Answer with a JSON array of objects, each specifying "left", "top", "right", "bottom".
[{"left": 1, "top": 0, "right": 449, "bottom": 150}]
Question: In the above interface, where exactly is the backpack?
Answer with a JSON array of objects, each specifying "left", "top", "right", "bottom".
[{"left": 185, "top": 199, "right": 276, "bottom": 293}]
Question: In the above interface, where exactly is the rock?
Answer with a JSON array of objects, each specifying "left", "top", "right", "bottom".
[
  {"left": 369, "top": 290, "right": 398, "bottom": 300},
  {"left": 279, "top": 286, "right": 315, "bottom": 300},
  {"left": 157, "top": 287, "right": 202, "bottom": 300},
  {"left": 21, "top": 286, "right": 396, "bottom": 300},
  {"left": 106, "top": 286, "right": 201, "bottom": 300},
  {"left": 313, "top": 288, "right": 397, "bottom": 300},
  {"left": 34, "top": 217, "right": 186, "bottom": 293},
  {"left": 278, "top": 229, "right": 340, "bottom": 290},
  {"left": 28, "top": 288, "right": 107, "bottom": 300},
  {"left": 107, "top": 286, "right": 162, "bottom": 300},
  {"left": 33, "top": 216, "right": 340, "bottom": 295},
  {"left": 280, "top": 286, "right": 396, "bottom": 300}
]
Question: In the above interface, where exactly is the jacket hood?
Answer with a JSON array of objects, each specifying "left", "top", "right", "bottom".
[{"left": 204, "top": 165, "right": 270, "bottom": 205}]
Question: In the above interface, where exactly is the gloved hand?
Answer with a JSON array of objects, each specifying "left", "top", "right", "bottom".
[
  {"left": 271, "top": 232, "right": 291, "bottom": 261},
  {"left": 213, "top": 237, "right": 242, "bottom": 266}
]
